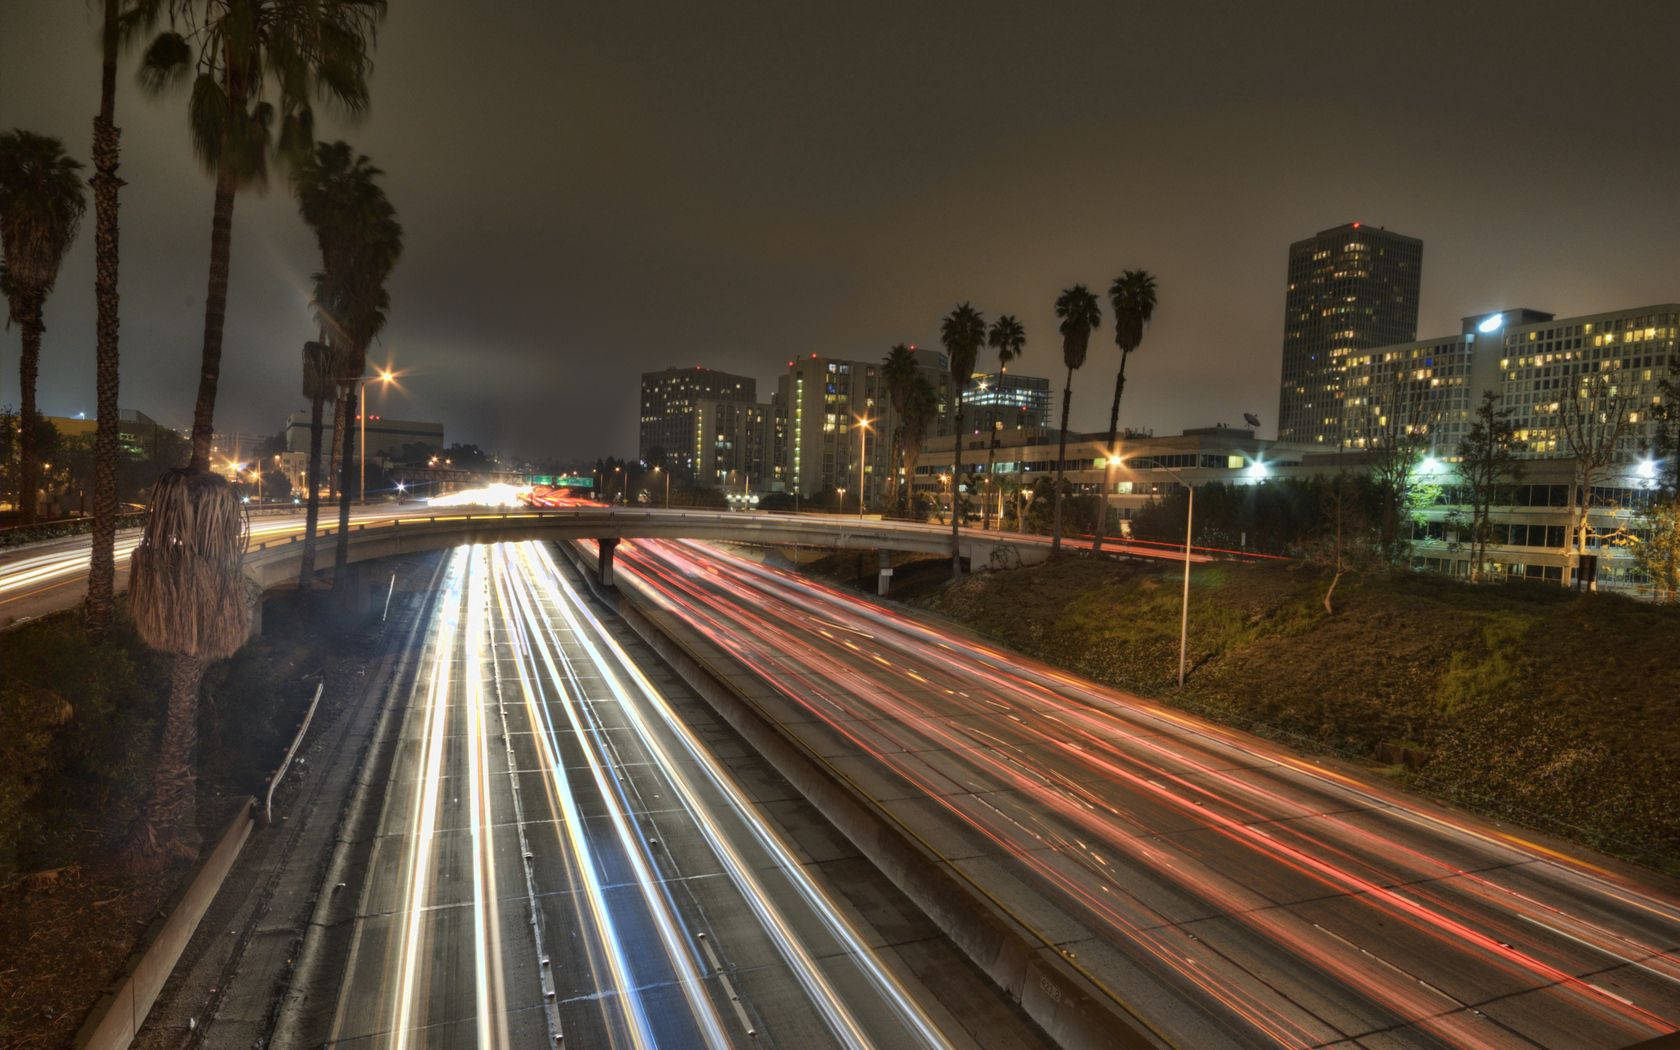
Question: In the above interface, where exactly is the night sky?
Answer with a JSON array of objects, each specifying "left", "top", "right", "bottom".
[{"left": 3, "top": 1, "right": 1678, "bottom": 458}]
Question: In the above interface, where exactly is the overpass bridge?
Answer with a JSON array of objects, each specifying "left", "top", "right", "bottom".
[{"left": 242, "top": 506, "right": 1048, "bottom": 597}]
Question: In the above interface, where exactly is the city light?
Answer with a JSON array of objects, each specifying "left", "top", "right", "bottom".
[
  {"left": 1246, "top": 459, "right": 1268, "bottom": 479},
  {"left": 1477, "top": 313, "right": 1505, "bottom": 333},
  {"left": 1419, "top": 456, "right": 1442, "bottom": 475}
]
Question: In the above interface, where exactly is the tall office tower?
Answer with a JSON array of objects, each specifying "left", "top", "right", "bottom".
[
  {"left": 776, "top": 354, "right": 890, "bottom": 499},
  {"left": 692, "top": 399, "right": 774, "bottom": 489},
  {"left": 1277, "top": 223, "right": 1423, "bottom": 445},
  {"left": 638, "top": 366, "right": 756, "bottom": 477}
]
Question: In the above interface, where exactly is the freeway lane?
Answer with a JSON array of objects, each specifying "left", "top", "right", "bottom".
[
  {"left": 608, "top": 538, "right": 1680, "bottom": 1049},
  {"left": 0, "top": 505, "right": 416, "bottom": 625},
  {"left": 325, "top": 541, "right": 1036, "bottom": 1048}
]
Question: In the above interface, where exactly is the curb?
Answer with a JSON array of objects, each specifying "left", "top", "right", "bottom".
[
  {"left": 73, "top": 799, "right": 256, "bottom": 1050},
  {"left": 556, "top": 541, "right": 1166, "bottom": 1050}
]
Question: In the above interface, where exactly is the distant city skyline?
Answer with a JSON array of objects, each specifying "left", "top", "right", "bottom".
[{"left": 5, "top": 1, "right": 1677, "bottom": 458}]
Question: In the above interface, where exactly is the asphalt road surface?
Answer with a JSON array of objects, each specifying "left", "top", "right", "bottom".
[
  {"left": 0, "top": 505, "right": 416, "bottom": 626},
  {"left": 606, "top": 537, "right": 1680, "bottom": 1049},
  {"left": 322, "top": 541, "right": 1041, "bottom": 1048}
]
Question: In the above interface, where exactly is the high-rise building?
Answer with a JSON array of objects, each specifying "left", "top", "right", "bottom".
[
  {"left": 962, "top": 370, "right": 1052, "bottom": 434},
  {"left": 693, "top": 399, "right": 774, "bottom": 489},
  {"left": 1277, "top": 222, "right": 1423, "bottom": 446},
  {"left": 1338, "top": 309, "right": 1551, "bottom": 455},
  {"left": 638, "top": 366, "right": 756, "bottom": 477},
  {"left": 776, "top": 354, "right": 890, "bottom": 499},
  {"left": 1340, "top": 303, "right": 1679, "bottom": 461}
]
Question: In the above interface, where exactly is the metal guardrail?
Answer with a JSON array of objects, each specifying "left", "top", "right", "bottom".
[{"left": 263, "top": 682, "right": 324, "bottom": 825}]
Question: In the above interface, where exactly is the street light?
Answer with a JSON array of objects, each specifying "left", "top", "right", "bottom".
[
  {"left": 651, "top": 465, "right": 669, "bottom": 508},
  {"left": 1123, "top": 457, "right": 1196, "bottom": 688},
  {"left": 360, "top": 366, "right": 398, "bottom": 503},
  {"left": 855, "top": 415, "right": 872, "bottom": 519}
]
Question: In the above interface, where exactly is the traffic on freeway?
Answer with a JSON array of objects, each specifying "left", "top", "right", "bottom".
[
  {"left": 602, "top": 537, "right": 1680, "bottom": 1049},
  {"left": 322, "top": 540, "right": 1000, "bottom": 1048}
]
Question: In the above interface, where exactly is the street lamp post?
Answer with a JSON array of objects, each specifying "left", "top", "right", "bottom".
[
  {"left": 1124, "top": 458, "right": 1196, "bottom": 688},
  {"left": 360, "top": 368, "right": 396, "bottom": 503},
  {"left": 855, "top": 415, "right": 871, "bottom": 520},
  {"left": 652, "top": 465, "right": 669, "bottom": 508}
]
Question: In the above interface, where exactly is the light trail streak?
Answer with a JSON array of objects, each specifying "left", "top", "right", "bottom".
[
  {"left": 523, "top": 542, "right": 953, "bottom": 1050},
  {"left": 608, "top": 537, "right": 1680, "bottom": 1048},
  {"left": 495, "top": 543, "right": 726, "bottom": 1049},
  {"left": 490, "top": 548, "right": 662, "bottom": 1049},
  {"left": 388, "top": 547, "right": 465, "bottom": 1050}
]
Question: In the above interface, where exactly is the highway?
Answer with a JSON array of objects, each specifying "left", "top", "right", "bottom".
[
  {"left": 606, "top": 537, "right": 1680, "bottom": 1049},
  {"left": 321, "top": 540, "right": 1035, "bottom": 1048},
  {"left": 0, "top": 505, "right": 416, "bottom": 626}
]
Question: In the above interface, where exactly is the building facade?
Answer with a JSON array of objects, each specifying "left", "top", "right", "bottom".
[
  {"left": 638, "top": 366, "right": 756, "bottom": 478},
  {"left": 963, "top": 370, "right": 1052, "bottom": 433},
  {"left": 284, "top": 413, "right": 443, "bottom": 461},
  {"left": 1277, "top": 222, "right": 1423, "bottom": 446},
  {"left": 776, "top": 354, "right": 891, "bottom": 499},
  {"left": 693, "top": 398, "right": 774, "bottom": 490}
]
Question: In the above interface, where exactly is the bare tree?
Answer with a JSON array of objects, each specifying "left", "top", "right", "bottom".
[
  {"left": 1558, "top": 373, "right": 1632, "bottom": 589},
  {"left": 1367, "top": 376, "right": 1429, "bottom": 564},
  {"left": 1455, "top": 391, "right": 1523, "bottom": 582}
]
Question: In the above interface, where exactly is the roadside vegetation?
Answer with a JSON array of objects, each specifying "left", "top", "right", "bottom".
[
  {"left": 902, "top": 556, "right": 1680, "bottom": 875},
  {"left": 0, "top": 595, "right": 382, "bottom": 1047}
]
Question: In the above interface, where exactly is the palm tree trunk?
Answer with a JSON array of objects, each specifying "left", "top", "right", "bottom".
[
  {"left": 950, "top": 405, "right": 964, "bottom": 579},
  {"left": 983, "top": 428, "right": 999, "bottom": 530},
  {"left": 1092, "top": 351, "right": 1130, "bottom": 556},
  {"left": 298, "top": 393, "right": 325, "bottom": 589},
  {"left": 327, "top": 393, "right": 347, "bottom": 501},
  {"left": 128, "top": 653, "right": 205, "bottom": 864},
  {"left": 85, "top": 8, "right": 123, "bottom": 629},
  {"left": 332, "top": 383, "right": 357, "bottom": 594},
  {"left": 1051, "top": 370, "right": 1073, "bottom": 555},
  {"left": 188, "top": 168, "right": 237, "bottom": 472},
  {"left": 17, "top": 300, "right": 44, "bottom": 523}
]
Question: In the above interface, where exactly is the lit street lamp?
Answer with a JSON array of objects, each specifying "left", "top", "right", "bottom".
[
  {"left": 1122, "top": 457, "right": 1196, "bottom": 688},
  {"left": 855, "top": 414, "right": 872, "bottom": 520},
  {"left": 360, "top": 367, "right": 397, "bottom": 503},
  {"left": 651, "top": 465, "right": 670, "bottom": 508}
]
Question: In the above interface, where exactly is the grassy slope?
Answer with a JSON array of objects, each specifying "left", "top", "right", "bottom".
[{"left": 913, "top": 558, "right": 1680, "bottom": 873}]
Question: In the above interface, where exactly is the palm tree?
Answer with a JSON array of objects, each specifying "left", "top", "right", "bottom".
[
  {"left": 133, "top": 0, "right": 384, "bottom": 469},
  {"left": 900, "top": 373, "right": 939, "bottom": 516},
  {"left": 1093, "top": 270, "right": 1158, "bottom": 554},
  {"left": 85, "top": 0, "right": 130, "bottom": 631},
  {"left": 0, "top": 131, "right": 86, "bottom": 525},
  {"left": 297, "top": 340, "right": 337, "bottom": 589},
  {"left": 1051, "top": 285, "right": 1101, "bottom": 555},
  {"left": 940, "top": 303, "right": 986, "bottom": 578},
  {"left": 881, "top": 343, "right": 917, "bottom": 513},
  {"left": 126, "top": 0, "right": 384, "bottom": 862},
  {"left": 290, "top": 142, "right": 401, "bottom": 594},
  {"left": 983, "top": 314, "right": 1025, "bottom": 530}
]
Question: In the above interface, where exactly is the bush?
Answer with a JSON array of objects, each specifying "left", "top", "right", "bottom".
[{"left": 0, "top": 614, "right": 167, "bottom": 876}]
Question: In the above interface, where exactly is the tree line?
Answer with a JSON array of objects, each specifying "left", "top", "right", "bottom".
[
  {"left": 1, "top": 0, "right": 394, "bottom": 864},
  {"left": 876, "top": 272, "right": 1159, "bottom": 576}
]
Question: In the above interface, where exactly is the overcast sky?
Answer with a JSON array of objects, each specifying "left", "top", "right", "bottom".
[{"left": 3, "top": 0, "right": 1678, "bottom": 457}]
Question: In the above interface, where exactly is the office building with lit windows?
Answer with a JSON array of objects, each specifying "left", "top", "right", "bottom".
[
  {"left": 1277, "top": 222, "right": 1423, "bottom": 446},
  {"left": 775, "top": 354, "right": 891, "bottom": 499},
  {"left": 638, "top": 366, "right": 756, "bottom": 477},
  {"left": 1337, "top": 308, "right": 1552, "bottom": 455},
  {"left": 1332, "top": 302, "right": 1679, "bottom": 590},
  {"left": 962, "top": 370, "right": 1052, "bottom": 433},
  {"left": 692, "top": 399, "right": 773, "bottom": 490}
]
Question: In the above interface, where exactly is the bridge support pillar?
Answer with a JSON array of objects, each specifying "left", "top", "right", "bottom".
[
  {"left": 248, "top": 592, "right": 264, "bottom": 638},
  {"left": 877, "top": 549, "right": 893, "bottom": 597},
  {"left": 598, "top": 537, "right": 620, "bottom": 588}
]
